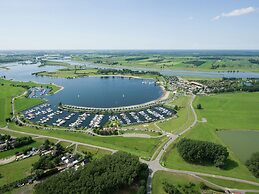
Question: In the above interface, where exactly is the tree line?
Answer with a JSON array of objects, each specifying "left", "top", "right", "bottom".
[{"left": 34, "top": 152, "right": 149, "bottom": 194}]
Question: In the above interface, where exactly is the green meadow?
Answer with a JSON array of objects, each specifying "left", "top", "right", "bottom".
[
  {"left": 152, "top": 171, "right": 220, "bottom": 194},
  {"left": 162, "top": 92, "right": 259, "bottom": 182}
]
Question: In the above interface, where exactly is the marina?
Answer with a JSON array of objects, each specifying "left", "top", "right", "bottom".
[{"left": 22, "top": 102, "right": 175, "bottom": 128}]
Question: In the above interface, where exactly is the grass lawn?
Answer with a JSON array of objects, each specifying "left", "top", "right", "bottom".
[
  {"left": 157, "top": 96, "right": 195, "bottom": 134},
  {"left": 0, "top": 155, "right": 39, "bottom": 186},
  {"left": 77, "top": 145, "right": 111, "bottom": 159},
  {"left": 162, "top": 92, "right": 259, "bottom": 182},
  {"left": 201, "top": 176, "right": 259, "bottom": 190},
  {"left": 15, "top": 96, "right": 46, "bottom": 112},
  {"left": 194, "top": 92, "right": 259, "bottom": 130},
  {"left": 124, "top": 122, "right": 160, "bottom": 131},
  {"left": 120, "top": 130, "right": 162, "bottom": 136},
  {"left": 58, "top": 141, "right": 73, "bottom": 148},
  {"left": 152, "top": 171, "right": 220, "bottom": 194},
  {"left": 6, "top": 124, "right": 167, "bottom": 160}
]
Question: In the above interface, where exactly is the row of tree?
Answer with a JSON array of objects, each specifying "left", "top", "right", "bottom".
[
  {"left": 34, "top": 152, "right": 149, "bottom": 194},
  {"left": 177, "top": 138, "right": 229, "bottom": 168},
  {"left": 246, "top": 152, "right": 259, "bottom": 178},
  {"left": 97, "top": 68, "right": 161, "bottom": 76}
]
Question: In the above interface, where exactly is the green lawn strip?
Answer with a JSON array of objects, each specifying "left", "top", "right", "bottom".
[
  {"left": 123, "top": 122, "right": 160, "bottom": 131},
  {"left": 121, "top": 129, "right": 162, "bottom": 136},
  {"left": 58, "top": 141, "right": 71, "bottom": 147},
  {"left": 157, "top": 95, "right": 195, "bottom": 134},
  {"left": 15, "top": 97, "right": 46, "bottom": 112},
  {"left": 151, "top": 137, "right": 170, "bottom": 160},
  {"left": 201, "top": 176, "right": 259, "bottom": 190},
  {"left": 0, "top": 155, "right": 39, "bottom": 186},
  {"left": 152, "top": 171, "right": 220, "bottom": 194},
  {"left": 77, "top": 145, "right": 111, "bottom": 159},
  {"left": 7, "top": 124, "right": 167, "bottom": 160}
]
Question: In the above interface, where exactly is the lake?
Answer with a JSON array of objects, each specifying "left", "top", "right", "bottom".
[{"left": 217, "top": 130, "right": 259, "bottom": 163}]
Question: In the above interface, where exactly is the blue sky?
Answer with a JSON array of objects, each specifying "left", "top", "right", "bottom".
[{"left": 0, "top": 0, "right": 258, "bottom": 50}]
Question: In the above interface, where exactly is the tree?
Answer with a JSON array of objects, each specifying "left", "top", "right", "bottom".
[
  {"left": 177, "top": 138, "right": 229, "bottom": 168},
  {"left": 246, "top": 152, "right": 259, "bottom": 178},
  {"left": 34, "top": 152, "right": 148, "bottom": 194},
  {"left": 197, "top": 104, "right": 202, "bottom": 109}
]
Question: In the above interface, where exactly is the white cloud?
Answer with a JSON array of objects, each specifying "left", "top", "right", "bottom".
[
  {"left": 188, "top": 16, "right": 193, "bottom": 20},
  {"left": 212, "top": 6, "right": 256, "bottom": 21}
]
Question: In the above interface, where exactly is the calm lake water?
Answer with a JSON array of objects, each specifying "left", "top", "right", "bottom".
[
  {"left": 217, "top": 130, "right": 259, "bottom": 163},
  {"left": 0, "top": 63, "right": 163, "bottom": 108}
]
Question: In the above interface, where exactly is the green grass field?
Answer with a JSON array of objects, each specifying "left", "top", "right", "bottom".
[
  {"left": 77, "top": 145, "right": 111, "bottom": 159},
  {"left": 15, "top": 97, "right": 46, "bottom": 112},
  {"left": 73, "top": 55, "right": 259, "bottom": 73},
  {"left": 0, "top": 156, "right": 39, "bottom": 186},
  {"left": 5, "top": 124, "right": 167, "bottom": 160},
  {"left": 162, "top": 92, "right": 259, "bottom": 182},
  {"left": 152, "top": 171, "right": 220, "bottom": 194},
  {"left": 0, "top": 83, "right": 24, "bottom": 127},
  {"left": 120, "top": 129, "right": 162, "bottom": 136},
  {"left": 157, "top": 96, "right": 195, "bottom": 134},
  {"left": 201, "top": 176, "right": 259, "bottom": 190}
]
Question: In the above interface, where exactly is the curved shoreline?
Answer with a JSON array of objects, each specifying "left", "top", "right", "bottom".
[{"left": 60, "top": 89, "right": 170, "bottom": 113}]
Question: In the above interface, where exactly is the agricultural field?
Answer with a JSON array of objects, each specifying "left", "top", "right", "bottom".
[
  {"left": 72, "top": 54, "right": 259, "bottom": 72},
  {"left": 162, "top": 92, "right": 259, "bottom": 182}
]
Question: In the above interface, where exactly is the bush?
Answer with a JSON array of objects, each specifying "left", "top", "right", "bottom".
[
  {"left": 246, "top": 152, "right": 259, "bottom": 178},
  {"left": 177, "top": 138, "right": 229, "bottom": 168}
]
